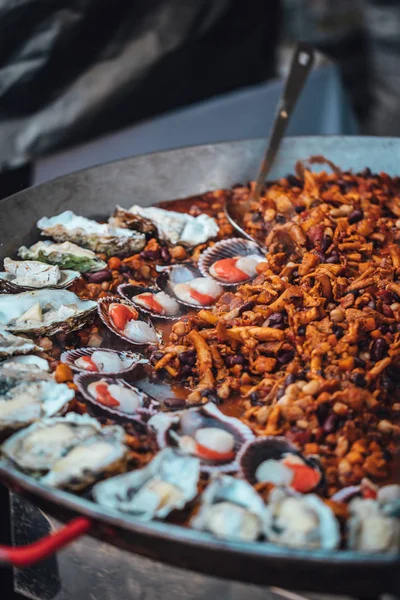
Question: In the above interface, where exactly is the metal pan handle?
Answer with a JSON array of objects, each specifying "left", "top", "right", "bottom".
[{"left": 0, "top": 516, "right": 92, "bottom": 567}]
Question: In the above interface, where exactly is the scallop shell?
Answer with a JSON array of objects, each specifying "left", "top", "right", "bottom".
[
  {"left": 97, "top": 296, "right": 162, "bottom": 346},
  {"left": 0, "top": 269, "right": 80, "bottom": 293},
  {"left": 150, "top": 402, "right": 254, "bottom": 473},
  {"left": 61, "top": 347, "right": 145, "bottom": 377},
  {"left": 238, "top": 436, "right": 324, "bottom": 493},
  {"left": 198, "top": 238, "right": 265, "bottom": 286},
  {"left": 117, "top": 283, "right": 183, "bottom": 321},
  {"left": 156, "top": 264, "right": 222, "bottom": 309},
  {"left": 74, "top": 372, "right": 159, "bottom": 424}
]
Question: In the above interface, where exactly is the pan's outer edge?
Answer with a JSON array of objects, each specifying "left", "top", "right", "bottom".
[{"left": 1, "top": 137, "right": 400, "bottom": 593}]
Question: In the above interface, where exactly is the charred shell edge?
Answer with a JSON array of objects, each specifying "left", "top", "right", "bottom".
[
  {"left": 198, "top": 238, "right": 265, "bottom": 287},
  {"left": 97, "top": 296, "right": 162, "bottom": 346},
  {"left": 74, "top": 372, "right": 159, "bottom": 423},
  {"left": 156, "top": 402, "right": 255, "bottom": 474},
  {"left": 61, "top": 347, "right": 145, "bottom": 376},
  {"left": 237, "top": 436, "right": 324, "bottom": 491},
  {"left": 0, "top": 270, "right": 81, "bottom": 294},
  {"left": 117, "top": 283, "right": 183, "bottom": 321}
]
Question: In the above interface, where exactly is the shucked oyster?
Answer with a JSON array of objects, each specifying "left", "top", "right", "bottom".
[
  {"left": 347, "top": 485, "right": 400, "bottom": 553},
  {"left": 262, "top": 487, "right": 340, "bottom": 550},
  {"left": 0, "top": 368, "right": 74, "bottom": 437},
  {"left": 37, "top": 211, "right": 145, "bottom": 257},
  {"left": 40, "top": 423, "right": 128, "bottom": 491},
  {"left": 2, "top": 413, "right": 102, "bottom": 474},
  {"left": 19, "top": 241, "right": 107, "bottom": 273},
  {"left": 0, "top": 289, "right": 97, "bottom": 336},
  {"left": 122, "top": 205, "right": 219, "bottom": 247},
  {"left": 93, "top": 448, "right": 200, "bottom": 520},
  {"left": 1, "top": 354, "right": 49, "bottom": 373},
  {"left": 191, "top": 474, "right": 265, "bottom": 542},
  {"left": 0, "top": 329, "right": 42, "bottom": 358},
  {"left": 0, "top": 258, "right": 80, "bottom": 292}
]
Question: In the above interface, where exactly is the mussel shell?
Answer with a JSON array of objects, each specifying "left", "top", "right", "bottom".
[
  {"left": 156, "top": 265, "right": 221, "bottom": 309},
  {"left": 117, "top": 283, "right": 183, "bottom": 321},
  {"left": 153, "top": 402, "right": 254, "bottom": 473},
  {"left": 74, "top": 372, "right": 158, "bottom": 424},
  {"left": 61, "top": 347, "right": 144, "bottom": 377},
  {"left": 97, "top": 296, "right": 162, "bottom": 346},
  {"left": 238, "top": 436, "right": 324, "bottom": 491},
  {"left": 198, "top": 238, "right": 265, "bottom": 286},
  {"left": 0, "top": 269, "right": 80, "bottom": 293}
]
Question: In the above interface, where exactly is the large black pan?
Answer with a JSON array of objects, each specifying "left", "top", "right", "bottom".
[{"left": 0, "top": 137, "right": 399, "bottom": 596}]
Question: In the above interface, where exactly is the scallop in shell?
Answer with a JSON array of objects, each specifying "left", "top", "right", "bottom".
[
  {"left": 263, "top": 487, "right": 340, "bottom": 550},
  {"left": 118, "top": 283, "right": 182, "bottom": 320},
  {"left": 157, "top": 265, "right": 223, "bottom": 309},
  {"left": 0, "top": 289, "right": 97, "bottom": 336},
  {"left": 0, "top": 367, "right": 74, "bottom": 439},
  {"left": 93, "top": 447, "right": 200, "bottom": 520},
  {"left": 61, "top": 347, "right": 144, "bottom": 376},
  {"left": 1, "top": 412, "right": 103, "bottom": 474},
  {"left": 98, "top": 296, "right": 162, "bottom": 346},
  {"left": 75, "top": 373, "right": 158, "bottom": 422},
  {"left": 239, "top": 436, "right": 323, "bottom": 494},
  {"left": 191, "top": 474, "right": 265, "bottom": 542},
  {"left": 149, "top": 402, "right": 254, "bottom": 473},
  {"left": 40, "top": 423, "right": 128, "bottom": 491},
  {"left": 198, "top": 238, "right": 265, "bottom": 286},
  {"left": 0, "top": 258, "right": 80, "bottom": 293},
  {"left": 0, "top": 329, "right": 42, "bottom": 358}
]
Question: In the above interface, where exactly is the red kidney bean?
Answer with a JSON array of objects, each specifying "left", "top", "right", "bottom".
[
  {"left": 179, "top": 350, "right": 196, "bottom": 366},
  {"left": 238, "top": 301, "right": 255, "bottom": 315},
  {"left": 161, "top": 246, "right": 171, "bottom": 263},
  {"left": 285, "top": 429, "right": 311, "bottom": 445},
  {"left": 181, "top": 364, "right": 193, "bottom": 376},
  {"left": 348, "top": 209, "right": 363, "bottom": 224},
  {"left": 226, "top": 354, "right": 246, "bottom": 367},
  {"left": 382, "top": 304, "right": 394, "bottom": 318},
  {"left": 377, "top": 289, "right": 393, "bottom": 304},
  {"left": 322, "top": 235, "right": 332, "bottom": 252},
  {"left": 351, "top": 372, "right": 367, "bottom": 388},
  {"left": 140, "top": 249, "right": 161, "bottom": 260},
  {"left": 297, "top": 325, "right": 306, "bottom": 336},
  {"left": 370, "top": 338, "right": 389, "bottom": 362},
  {"left": 316, "top": 403, "right": 330, "bottom": 425},
  {"left": 295, "top": 204, "right": 306, "bottom": 213},
  {"left": 85, "top": 270, "right": 112, "bottom": 283},
  {"left": 277, "top": 348, "right": 295, "bottom": 364},
  {"left": 323, "top": 413, "right": 338, "bottom": 433},
  {"left": 268, "top": 312, "right": 284, "bottom": 325}
]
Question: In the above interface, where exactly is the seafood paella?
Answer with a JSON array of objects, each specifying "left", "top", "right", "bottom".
[{"left": 0, "top": 160, "right": 399, "bottom": 554}]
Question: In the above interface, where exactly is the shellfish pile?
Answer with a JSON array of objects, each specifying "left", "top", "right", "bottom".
[{"left": 0, "top": 176, "right": 399, "bottom": 554}]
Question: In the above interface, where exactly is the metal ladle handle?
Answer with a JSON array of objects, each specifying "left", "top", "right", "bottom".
[{"left": 251, "top": 42, "right": 315, "bottom": 202}]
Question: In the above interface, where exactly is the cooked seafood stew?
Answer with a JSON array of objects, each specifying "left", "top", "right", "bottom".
[{"left": 1, "top": 163, "right": 399, "bottom": 553}]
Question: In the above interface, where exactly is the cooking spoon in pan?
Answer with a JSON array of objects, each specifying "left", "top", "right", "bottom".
[{"left": 224, "top": 42, "right": 315, "bottom": 247}]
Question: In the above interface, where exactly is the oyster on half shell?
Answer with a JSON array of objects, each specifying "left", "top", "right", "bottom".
[
  {"left": 262, "top": 487, "right": 340, "bottom": 550},
  {"left": 0, "top": 329, "right": 42, "bottom": 358},
  {"left": 40, "top": 423, "right": 128, "bottom": 491},
  {"left": 37, "top": 211, "right": 145, "bottom": 257},
  {"left": 1, "top": 413, "right": 103, "bottom": 474},
  {"left": 0, "top": 258, "right": 80, "bottom": 292},
  {"left": 191, "top": 474, "right": 265, "bottom": 542},
  {"left": 0, "top": 289, "right": 97, "bottom": 336},
  {"left": 1, "top": 354, "right": 49, "bottom": 373},
  {"left": 93, "top": 447, "right": 200, "bottom": 520},
  {"left": 120, "top": 205, "right": 219, "bottom": 247},
  {"left": 0, "top": 368, "right": 74, "bottom": 438},
  {"left": 19, "top": 241, "right": 107, "bottom": 273}
]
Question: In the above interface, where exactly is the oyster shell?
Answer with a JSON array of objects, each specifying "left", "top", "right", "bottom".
[
  {"left": 157, "top": 265, "right": 223, "bottom": 309},
  {"left": 0, "top": 258, "right": 80, "bottom": 293},
  {"left": 19, "top": 241, "right": 107, "bottom": 273},
  {"left": 0, "top": 368, "right": 74, "bottom": 438},
  {"left": 75, "top": 373, "right": 158, "bottom": 421},
  {"left": 93, "top": 447, "right": 200, "bottom": 520},
  {"left": 1, "top": 412, "right": 102, "bottom": 474},
  {"left": 0, "top": 289, "right": 97, "bottom": 336},
  {"left": 109, "top": 206, "right": 158, "bottom": 237},
  {"left": 0, "top": 329, "right": 42, "bottom": 358},
  {"left": 198, "top": 238, "right": 265, "bottom": 286},
  {"left": 118, "top": 283, "right": 181, "bottom": 320},
  {"left": 239, "top": 437, "right": 323, "bottom": 494},
  {"left": 149, "top": 402, "right": 254, "bottom": 473},
  {"left": 262, "top": 487, "right": 340, "bottom": 550},
  {"left": 61, "top": 347, "right": 144, "bottom": 376},
  {"left": 40, "top": 423, "right": 128, "bottom": 491},
  {"left": 122, "top": 205, "right": 219, "bottom": 246},
  {"left": 191, "top": 474, "right": 265, "bottom": 542},
  {"left": 347, "top": 486, "right": 400, "bottom": 552},
  {"left": 1, "top": 354, "right": 49, "bottom": 372},
  {"left": 98, "top": 296, "right": 162, "bottom": 346},
  {"left": 37, "top": 211, "right": 146, "bottom": 257}
]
